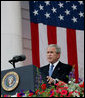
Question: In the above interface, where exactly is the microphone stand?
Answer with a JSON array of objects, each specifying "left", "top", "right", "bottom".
[
  {"left": 13, "top": 62, "right": 16, "bottom": 68},
  {"left": 9, "top": 61, "right": 16, "bottom": 68}
]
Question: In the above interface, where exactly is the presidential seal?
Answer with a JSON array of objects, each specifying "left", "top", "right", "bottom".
[{"left": 2, "top": 71, "right": 19, "bottom": 91}]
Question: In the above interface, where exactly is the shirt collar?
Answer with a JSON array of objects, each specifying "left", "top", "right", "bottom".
[{"left": 49, "top": 60, "right": 59, "bottom": 70}]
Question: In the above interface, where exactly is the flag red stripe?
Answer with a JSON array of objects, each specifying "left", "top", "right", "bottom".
[
  {"left": 47, "top": 25, "right": 57, "bottom": 44},
  {"left": 67, "top": 29, "right": 79, "bottom": 83},
  {"left": 30, "top": 23, "right": 40, "bottom": 68}
]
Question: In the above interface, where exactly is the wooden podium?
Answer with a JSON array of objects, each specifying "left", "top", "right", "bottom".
[{"left": 1, "top": 65, "right": 38, "bottom": 95}]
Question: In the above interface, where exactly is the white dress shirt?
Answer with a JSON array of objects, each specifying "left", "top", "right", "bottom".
[{"left": 49, "top": 60, "right": 59, "bottom": 71}]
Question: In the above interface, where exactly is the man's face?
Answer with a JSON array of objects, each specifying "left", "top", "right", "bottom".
[{"left": 47, "top": 47, "right": 60, "bottom": 64}]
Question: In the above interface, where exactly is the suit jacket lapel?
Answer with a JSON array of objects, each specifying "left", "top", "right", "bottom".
[{"left": 51, "top": 61, "right": 61, "bottom": 78}]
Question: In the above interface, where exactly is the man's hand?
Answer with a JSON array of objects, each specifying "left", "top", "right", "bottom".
[{"left": 46, "top": 76, "right": 54, "bottom": 84}]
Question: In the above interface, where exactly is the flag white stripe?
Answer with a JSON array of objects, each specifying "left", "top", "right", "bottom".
[
  {"left": 76, "top": 30, "right": 84, "bottom": 80},
  {"left": 57, "top": 27, "right": 68, "bottom": 64},
  {"left": 39, "top": 23, "right": 48, "bottom": 67}
]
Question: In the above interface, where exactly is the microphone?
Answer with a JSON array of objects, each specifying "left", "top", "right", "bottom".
[
  {"left": 9, "top": 55, "right": 26, "bottom": 63},
  {"left": 9, "top": 55, "right": 26, "bottom": 68}
]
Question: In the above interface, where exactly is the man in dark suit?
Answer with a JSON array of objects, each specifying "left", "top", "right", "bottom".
[{"left": 40, "top": 44, "right": 72, "bottom": 85}]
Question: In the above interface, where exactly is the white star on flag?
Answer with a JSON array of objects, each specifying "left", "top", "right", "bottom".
[
  {"left": 79, "top": 12, "right": 84, "bottom": 17},
  {"left": 58, "top": 2, "right": 64, "bottom": 8},
  {"left": 72, "top": 17, "right": 77, "bottom": 23},
  {"left": 72, "top": 4, "right": 77, "bottom": 10},
  {"left": 33, "top": 10, "right": 38, "bottom": 16},
  {"left": 58, "top": 14, "right": 64, "bottom": 20},
  {"left": 51, "top": 7, "right": 57, "bottom": 13},
  {"left": 78, "top": 1, "right": 84, "bottom": 5},
  {"left": 39, "top": 4, "right": 44, "bottom": 10},
  {"left": 44, "top": 1, "right": 50, "bottom": 6},
  {"left": 65, "top": 9, "right": 70, "bottom": 15},
  {"left": 66, "top": 1, "right": 70, "bottom": 3},
  {"left": 44, "top": 12, "right": 50, "bottom": 18}
]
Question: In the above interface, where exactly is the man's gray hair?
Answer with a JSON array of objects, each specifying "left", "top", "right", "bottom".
[{"left": 48, "top": 44, "right": 61, "bottom": 53}]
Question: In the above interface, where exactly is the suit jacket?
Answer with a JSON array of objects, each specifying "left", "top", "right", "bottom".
[{"left": 39, "top": 61, "right": 72, "bottom": 84}]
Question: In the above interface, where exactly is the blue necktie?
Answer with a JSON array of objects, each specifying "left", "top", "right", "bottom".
[{"left": 49, "top": 64, "right": 54, "bottom": 76}]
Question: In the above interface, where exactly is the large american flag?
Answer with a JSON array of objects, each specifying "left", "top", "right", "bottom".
[{"left": 29, "top": 1, "right": 84, "bottom": 83}]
